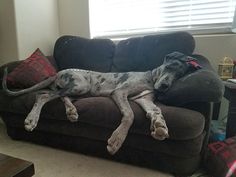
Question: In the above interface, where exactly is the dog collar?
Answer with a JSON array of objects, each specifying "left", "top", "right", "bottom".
[{"left": 187, "top": 57, "right": 202, "bottom": 69}]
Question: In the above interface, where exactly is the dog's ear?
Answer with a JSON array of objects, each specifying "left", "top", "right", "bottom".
[
  {"left": 164, "top": 51, "right": 185, "bottom": 63},
  {"left": 151, "top": 68, "right": 160, "bottom": 82},
  {"left": 164, "top": 52, "right": 202, "bottom": 71},
  {"left": 152, "top": 68, "right": 157, "bottom": 76}
]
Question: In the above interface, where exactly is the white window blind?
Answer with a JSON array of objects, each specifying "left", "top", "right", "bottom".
[{"left": 89, "top": 0, "right": 236, "bottom": 38}]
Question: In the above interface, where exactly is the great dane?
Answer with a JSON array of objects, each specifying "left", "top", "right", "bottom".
[{"left": 2, "top": 51, "right": 200, "bottom": 155}]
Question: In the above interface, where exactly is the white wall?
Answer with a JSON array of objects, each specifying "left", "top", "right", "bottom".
[
  {"left": 58, "top": 0, "right": 90, "bottom": 38},
  {"left": 14, "top": 0, "right": 59, "bottom": 59},
  {"left": 0, "top": 0, "right": 88, "bottom": 63},
  {"left": 0, "top": 0, "right": 18, "bottom": 64},
  {"left": 0, "top": 0, "right": 90, "bottom": 64},
  {"left": 194, "top": 34, "right": 236, "bottom": 70}
]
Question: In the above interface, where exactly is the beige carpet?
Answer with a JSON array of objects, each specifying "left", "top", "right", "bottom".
[{"left": 0, "top": 121, "right": 208, "bottom": 177}]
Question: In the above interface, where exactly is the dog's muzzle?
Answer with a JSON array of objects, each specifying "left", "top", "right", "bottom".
[{"left": 155, "top": 83, "right": 170, "bottom": 93}]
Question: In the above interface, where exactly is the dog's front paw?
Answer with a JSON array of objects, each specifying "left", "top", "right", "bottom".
[
  {"left": 148, "top": 113, "right": 169, "bottom": 140},
  {"left": 107, "top": 128, "right": 127, "bottom": 155},
  {"left": 24, "top": 113, "right": 39, "bottom": 131},
  {"left": 66, "top": 106, "right": 78, "bottom": 122}
]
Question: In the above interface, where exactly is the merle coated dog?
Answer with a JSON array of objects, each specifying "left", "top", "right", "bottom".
[{"left": 2, "top": 51, "right": 200, "bottom": 155}]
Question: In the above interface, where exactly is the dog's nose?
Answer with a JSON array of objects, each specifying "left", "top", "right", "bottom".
[{"left": 157, "top": 83, "right": 169, "bottom": 92}]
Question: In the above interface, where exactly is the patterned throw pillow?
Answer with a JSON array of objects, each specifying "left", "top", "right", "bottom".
[
  {"left": 7, "top": 48, "right": 57, "bottom": 88},
  {"left": 205, "top": 136, "right": 236, "bottom": 177}
]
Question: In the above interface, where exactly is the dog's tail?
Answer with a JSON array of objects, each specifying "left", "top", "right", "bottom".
[{"left": 2, "top": 67, "right": 57, "bottom": 96}]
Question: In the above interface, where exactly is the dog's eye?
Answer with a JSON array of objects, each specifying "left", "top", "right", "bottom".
[
  {"left": 166, "top": 62, "right": 177, "bottom": 68},
  {"left": 165, "top": 56, "right": 172, "bottom": 61},
  {"left": 56, "top": 85, "right": 61, "bottom": 89}
]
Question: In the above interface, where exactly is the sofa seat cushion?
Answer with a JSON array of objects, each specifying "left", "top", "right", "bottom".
[
  {"left": 1, "top": 111, "right": 205, "bottom": 159},
  {"left": 0, "top": 91, "right": 205, "bottom": 141}
]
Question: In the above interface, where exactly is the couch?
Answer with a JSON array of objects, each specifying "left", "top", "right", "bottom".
[{"left": 0, "top": 32, "right": 223, "bottom": 176}]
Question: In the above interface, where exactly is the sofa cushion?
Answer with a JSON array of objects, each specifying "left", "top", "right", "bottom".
[
  {"left": 53, "top": 36, "right": 115, "bottom": 72},
  {"left": 0, "top": 91, "right": 205, "bottom": 141},
  {"left": 6, "top": 49, "right": 57, "bottom": 88},
  {"left": 1, "top": 112, "right": 205, "bottom": 159},
  {"left": 71, "top": 97, "right": 205, "bottom": 140},
  {"left": 0, "top": 93, "right": 205, "bottom": 159},
  {"left": 111, "top": 32, "right": 195, "bottom": 72}
]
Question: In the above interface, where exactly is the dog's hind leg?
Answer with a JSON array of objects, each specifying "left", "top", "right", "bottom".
[
  {"left": 61, "top": 96, "right": 78, "bottom": 122},
  {"left": 107, "top": 90, "right": 134, "bottom": 155},
  {"left": 24, "top": 92, "right": 60, "bottom": 131},
  {"left": 134, "top": 94, "right": 169, "bottom": 140}
]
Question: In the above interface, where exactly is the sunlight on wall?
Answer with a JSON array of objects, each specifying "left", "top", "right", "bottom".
[
  {"left": 58, "top": 0, "right": 90, "bottom": 38},
  {"left": 14, "top": 0, "right": 59, "bottom": 59}
]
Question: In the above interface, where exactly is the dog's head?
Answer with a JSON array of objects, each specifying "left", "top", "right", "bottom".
[{"left": 152, "top": 51, "right": 201, "bottom": 93}]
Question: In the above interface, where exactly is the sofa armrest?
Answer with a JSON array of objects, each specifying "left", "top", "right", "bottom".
[
  {"left": 156, "top": 54, "right": 224, "bottom": 106},
  {"left": 182, "top": 101, "right": 213, "bottom": 157},
  {"left": 0, "top": 60, "right": 22, "bottom": 89},
  {"left": 0, "top": 56, "right": 58, "bottom": 89}
]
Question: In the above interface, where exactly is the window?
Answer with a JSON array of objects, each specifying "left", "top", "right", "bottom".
[{"left": 89, "top": 0, "right": 236, "bottom": 39}]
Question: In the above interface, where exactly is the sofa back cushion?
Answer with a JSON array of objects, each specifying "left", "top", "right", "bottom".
[
  {"left": 53, "top": 32, "right": 195, "bottom": 73},
  {"left": 53, "top": 36, "right": 115, "bottom": 72},
  {"left": 111, "top": 32, "right": 195, "bottom": 72}
]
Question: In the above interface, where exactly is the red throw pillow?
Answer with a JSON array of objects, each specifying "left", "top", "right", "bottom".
[{"left": 7, "top": 48, "right": 57, "bottom": 88}]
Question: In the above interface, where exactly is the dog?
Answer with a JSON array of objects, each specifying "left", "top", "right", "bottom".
[{"left": 2, "top": 51, "right": 200, "bottom": 155}]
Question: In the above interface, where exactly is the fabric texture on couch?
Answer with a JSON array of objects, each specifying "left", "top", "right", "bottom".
[
  {"left": 53, "top": 36, "right": 115, "bottom": 72},
  {"left": 112, "top": 32, "right": 195, "bottom": 72}
]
